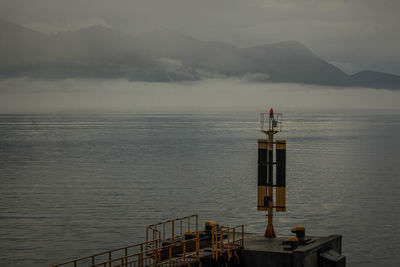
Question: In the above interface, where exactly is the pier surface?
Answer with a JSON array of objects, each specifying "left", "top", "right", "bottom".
[{"left": 241, "top": 234, "right": 344, "bottom": 267}]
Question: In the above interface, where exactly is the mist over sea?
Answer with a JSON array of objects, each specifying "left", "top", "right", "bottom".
[
  {"left": 1, "top": 80, "right": 400, "bottom": 267},
  {"left": 1, "top": 78, "right": 400, "bottom": 113}
]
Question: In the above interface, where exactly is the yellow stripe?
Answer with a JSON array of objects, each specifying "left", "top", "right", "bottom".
[
  {"left": 276, "top": 140, "right": 286, "bottom": 150},
  {"left": 276, "top": 186, "right": 286, "bottom": 212},
  {"left": 258, "top": 139, "right": 268, "bottom": 149},
  {"left": 291, "top": 226, "right": 305, "bottom": 231},
  {"left": 257, "top": 185, "right": 267, "bottom": 210},
  {"left": 205, "top": 221, "right": 219, "bottom": 227}
]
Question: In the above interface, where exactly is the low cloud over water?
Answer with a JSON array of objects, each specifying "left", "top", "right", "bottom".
[{"left": 0, "top": 78, "right": 399, "bottom": 113}]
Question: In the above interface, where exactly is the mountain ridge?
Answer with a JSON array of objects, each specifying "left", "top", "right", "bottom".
[{"left": 0, "top": 20, "right": 399, "bottom": 89}]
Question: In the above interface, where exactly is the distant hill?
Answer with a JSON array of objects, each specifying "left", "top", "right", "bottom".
[
  {"left": 0, "top": 19, "right": 399, "bottom": 89},
  {"left": 238, "top": 41, "right": 349, "bottom": 86},
  {"left": 0, "top": 19, "right": 49, "bottom": 65},
  {"left": 349, "top": 70, "right": 400, "bottom": 89}
]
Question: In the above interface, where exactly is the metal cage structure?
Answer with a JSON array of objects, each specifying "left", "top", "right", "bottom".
[{"left": 260, "top": 112, "right": 282, "bottom": 133}]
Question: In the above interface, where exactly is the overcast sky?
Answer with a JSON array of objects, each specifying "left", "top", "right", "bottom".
[{"left": 1, "top": 0, "right": 399, "bottom": 75}]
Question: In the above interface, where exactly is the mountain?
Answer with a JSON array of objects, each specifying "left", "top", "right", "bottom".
[
  {"left": 0, "top": 19, "right": 49, "bottom": 65},
  {"left": 238, "top": 41, "right": 350, "bottom": 85},
  {"left": 350, "top": 70, "right": 400, "bottom": 89},
  {"left": 0, "top": 19, "right": 399, "bottom": 89},
  {"left": 0, "top": 21, "right": 158, "bottom": 80},
  {"left": 50, "top": 25, "right": 141, "bottom": 61}
]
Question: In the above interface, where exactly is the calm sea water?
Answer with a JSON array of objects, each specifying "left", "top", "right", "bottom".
[{"left": 1, "top": 111, "right": 399, "bottom": 266}]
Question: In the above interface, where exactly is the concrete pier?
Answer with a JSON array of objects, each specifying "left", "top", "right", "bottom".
[
  {"left": 241, "top": 234, "right": 345, "bottom": 267},
  {"left": 187, "top": 233, "right": 345, "bottom": 267}
]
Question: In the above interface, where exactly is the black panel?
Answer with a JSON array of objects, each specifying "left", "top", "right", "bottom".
[
  {"left": 276, "top": 143, "right": 286, "bottom": 187},
  {"left": 258, "top": 140, "right": 268, "bottom": 186}
]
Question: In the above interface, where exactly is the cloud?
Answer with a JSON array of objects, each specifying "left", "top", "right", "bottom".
[
  {"left": 0, "top": 78, "right": 399, "bottom": 113},
  {"left": 22, "top": 19, "right": 113, "bottom": 34}
]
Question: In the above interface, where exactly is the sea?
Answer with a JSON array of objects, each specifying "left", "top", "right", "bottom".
[{"left": 0, "top": 110, "right": 399, "bottom": 266}]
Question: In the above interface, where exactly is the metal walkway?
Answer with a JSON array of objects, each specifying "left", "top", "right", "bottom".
[{"left": 50, "top": 214, "right": 244, "bottom": 267}]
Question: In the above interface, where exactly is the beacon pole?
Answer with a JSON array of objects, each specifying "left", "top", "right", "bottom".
[
  {"left": 265, "top": 108, "right": 276, "bottom": 238},
  {"left": 257, "top": 108, "right": 285, "bottom": 238}
]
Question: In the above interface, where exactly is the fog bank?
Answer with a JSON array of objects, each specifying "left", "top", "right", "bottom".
[{"left": 0, "top": 78, "right": 399, "bottom": 113}]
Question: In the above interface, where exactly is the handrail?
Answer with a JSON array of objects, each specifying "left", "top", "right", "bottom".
[
  {"left": 49, "top": 216, "right": 244, "bottom": 267},
  {"left": 211, "top": 224, "right": 244, "bottom": 260},
  {"left": 91, "top": 237, "right": 200, "bottom": 267},
  {"left": 146, "top": 214, "right": 198, "bottom": 246},
  {"left": 49, "top": 239, "right": 161, "bottom": 267}
]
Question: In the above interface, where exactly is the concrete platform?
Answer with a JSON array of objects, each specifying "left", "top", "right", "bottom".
[{"left": 242, "top": 234, "right": 344, "bottom": 267}]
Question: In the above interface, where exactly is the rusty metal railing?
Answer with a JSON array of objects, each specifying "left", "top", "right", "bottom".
[
  {"left": 49, "top": 239, "right": 161, "bottom": 267},
  {"left": 146, "top": 214, "right": 198, "bottom": 247},
  {"left": 49, "top": 216, "right": 243, "bottom": 267},
  {"left": 91, "top": 236, "right": 200, "bottom": 267},
  {"left": 211, "top": 224, "right": 244, "bottom": 261},
  {"left": 49, "top": 237, "right": 201, "bottom": 267}
]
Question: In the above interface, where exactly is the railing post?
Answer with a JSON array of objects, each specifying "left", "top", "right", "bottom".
[
  {"left": 92, "top": 255, "right": 95, "bottom": 266},
  {"left": 146, "top": 227, "right": 149, "bottom": 252},
  {"left": 195, "top": 215, "right": 198, "bottom": 235},
  {"left": 153, "top": 243, "right": 158, "bottom": 267},
  {"left": 74, "top": 260, "right": 77, "bottom": 267},
  {"left": 214, "top": 229, "right": 219, "bottom": 260},
  {"left": 220, "top": 229, "right": 223, "bottom": 256},
  {"left": 139, "top": 244, "right": 143, "bottom": 267},
  {"left": 109, "top": 252, "right": 112, "bottom": 267},
  {"left": 227, "top": 228, "right": 231, "bottom": 258},
  {"left": 211, "top": 226, "right": 214, "bottom": 259},
  {"left": 158, "top": 243, "right": 161, "bottom": 266},
  {"left": 242, "top": 225, "right": 244, "bottom": 246},
  {"left": 169, "top": 246, "right": 172, "bottom": 267},
  {"left": 172, "top": 220, "right": 175, "bottom": 244},
  {"left": 183, "top": 242, "right": 186, "bottom": 262},
  {"left": 153, "top": 225, "right": 156, "bottom": 250},
  {"left": 163, "top": 222, "right": 166, "bottom": 241},
  {"left": 233, "top": 228, "right": 236, "bottom": 244},
  {"left": 196, "top": 231, "right": 200, "bottom": 263}
]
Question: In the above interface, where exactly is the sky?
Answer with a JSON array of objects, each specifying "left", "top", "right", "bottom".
[{"left": 0, "top": 0, "right": 399, "bottom": 75}]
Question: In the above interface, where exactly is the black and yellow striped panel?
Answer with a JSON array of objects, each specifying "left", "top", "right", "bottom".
[
  {"left": 276, "top": 140, "right": 286, "bottom": 212},
  {"left": 257, "top": 139, "right": 268, "bottom": 210}
]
